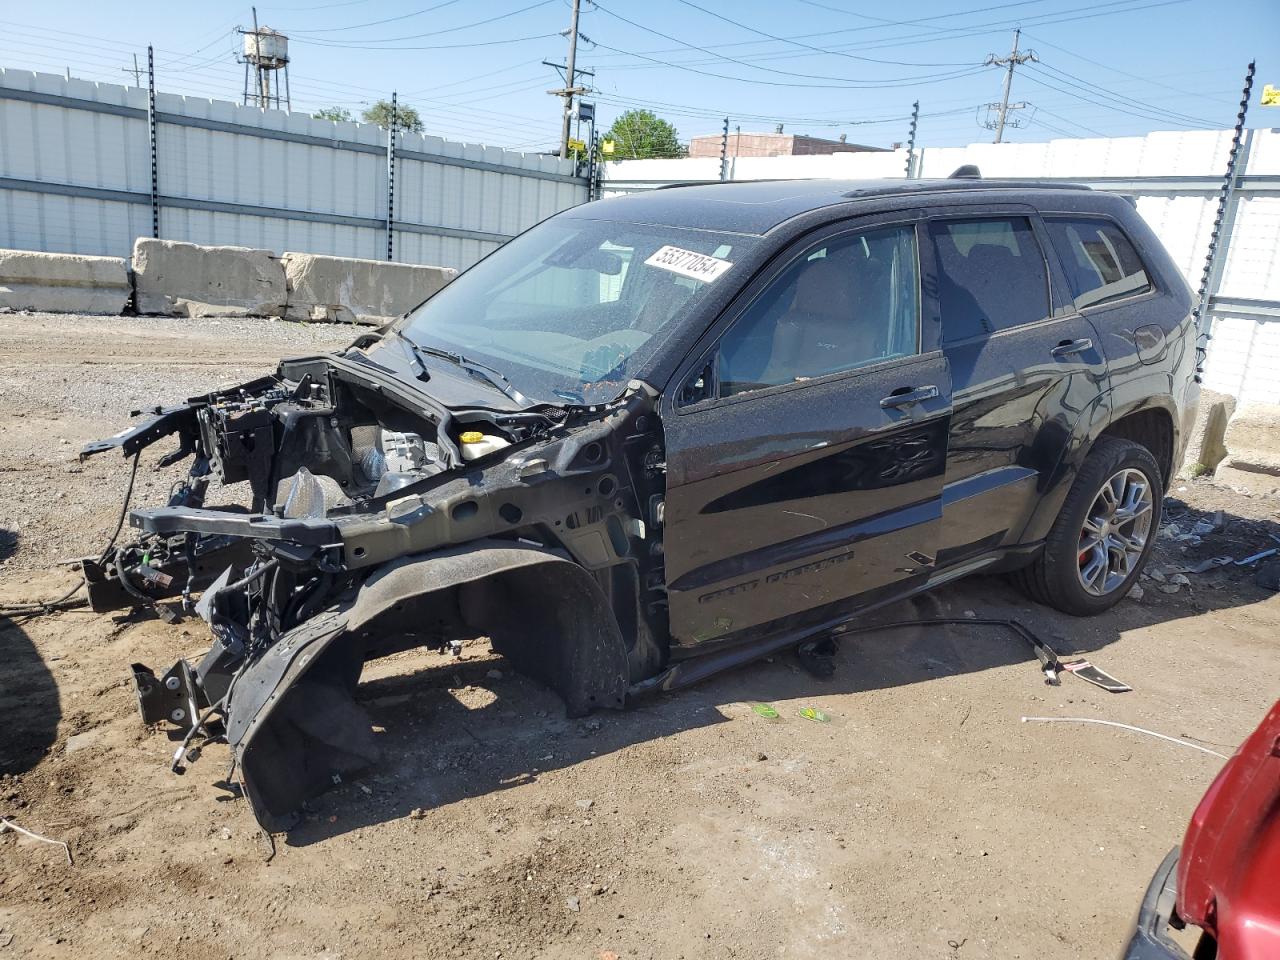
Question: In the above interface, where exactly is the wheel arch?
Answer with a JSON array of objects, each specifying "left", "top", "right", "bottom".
[
  {"left": 1096, "top": 402, "right": 1176, "bottom": 489},
  {"left": 228, "top": 541, "right": 632, "bottom": 829},
  {"left": 1020, "top": 393, "right": 1175, "bottom": 547}
]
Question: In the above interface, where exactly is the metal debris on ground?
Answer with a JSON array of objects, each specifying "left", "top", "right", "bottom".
[
  {"left": 836, "top": 617, "right": 1131, "bottom": 692},
  {"left": 1059, "top": 660, "right": 1132, "bottom": 693},
  {"left": 0, "top": 817, "right": 73, "bottom": 865},
  {"left": 1235, "top": 547, "right": 1278, "bottom": 566},
  {"left": 1020, "top": 716, "right": 1229, "bottom": 760}
]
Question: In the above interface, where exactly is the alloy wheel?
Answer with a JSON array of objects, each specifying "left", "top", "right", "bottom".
[{"left": 1077, "top": 467, "right": 1155, "bottom": 596}]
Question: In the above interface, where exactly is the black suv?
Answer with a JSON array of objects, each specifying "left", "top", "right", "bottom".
[{"left": 86, "top": 176, "right": 1199, "bottom": 828}]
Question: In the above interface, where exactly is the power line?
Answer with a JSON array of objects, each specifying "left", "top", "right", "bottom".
[
  {"left": 283, "top": 0, "right": 464, "bottom": 35},
  {"left": 589, "top": 1, "right": 990, "bottom": 85},
  {"left": 589, "top": 0, "right": 1192, "bottom": 73},
  {"left": 1032, "top": 61, "right": 1220, "bottom": 126},
  {"left": 1028, "top": 104, "right": 1106, "bottom": 136},
  {"left": 288, "top": 31, "right": 561, "bottom": 52},
  {"left": 1020, "top": 30, "right": 1230, "bottom": 103},
  {"left": 668, "top": 0, "right": 979, "bottom": 68},
  {"left": 1019, "top": 69, "right": 1217, "bottom": 128},
  {"left": 292, "top": 0, "right": 557, "bottom": 45}
]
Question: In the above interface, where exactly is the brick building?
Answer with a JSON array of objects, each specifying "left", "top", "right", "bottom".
[{"left": 687, "top": 130, "right": 889, "bottom": 159}]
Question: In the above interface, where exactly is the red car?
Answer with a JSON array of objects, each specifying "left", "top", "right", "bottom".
[{"left": 1122, "top": 700, "right": 1280, "bottom": 959}]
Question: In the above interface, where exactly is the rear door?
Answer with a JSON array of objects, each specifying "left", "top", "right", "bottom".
[
  {"left": 660, "top": 213, "right": 952, "bottom": 650},
  {"left": 925, "top": 207, "right": 1108, "bottom": 565}
]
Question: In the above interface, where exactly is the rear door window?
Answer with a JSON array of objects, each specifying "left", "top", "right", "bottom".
[
  {"left": 929, "top": 217, "right": 1051, "bottom": 342},
  {"left": 1044, "top": 217, "right": 1152, "bottom": 309}
]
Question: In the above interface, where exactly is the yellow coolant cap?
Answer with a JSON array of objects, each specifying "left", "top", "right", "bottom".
[{"left": 459, "top": 431, "right": 484, "bottom": 443}]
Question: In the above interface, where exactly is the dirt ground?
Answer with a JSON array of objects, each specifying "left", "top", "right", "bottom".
[{"left": 1, "top": 311, "right": 1277, "bottom": 960}]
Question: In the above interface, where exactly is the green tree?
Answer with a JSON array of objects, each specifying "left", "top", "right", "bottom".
[
  {"left": 361, "top": 100, "right": 424, "bottom": 134},
  {"left": 603, "top": 109, "right": 684, "bottom": 159},
  {"left": 313, "top": 106, "right": 354, "bottom": 123}
]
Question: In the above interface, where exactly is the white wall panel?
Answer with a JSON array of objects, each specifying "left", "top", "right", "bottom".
[{"left": 0, "top": 68, "right": 586, "bottom": 272}]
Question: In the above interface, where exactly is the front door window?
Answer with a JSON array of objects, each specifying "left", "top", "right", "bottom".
[{"left": 715, "top": 224, "right": 920, "bottom": 397}]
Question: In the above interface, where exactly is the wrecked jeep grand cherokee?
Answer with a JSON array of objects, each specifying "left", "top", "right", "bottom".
[{"left": 83, "top": 176, "right": 1199, "bottom": 829}]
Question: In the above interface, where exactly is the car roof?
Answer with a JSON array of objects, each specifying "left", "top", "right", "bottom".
[{"left": 563, "top": 178, "right": 1093, "bottom": 236}]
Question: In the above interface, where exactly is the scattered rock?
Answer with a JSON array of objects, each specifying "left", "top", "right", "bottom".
[
  {"left": 565, "top": 896, "right": 581, "bottom": 912},
  {"left": 409, "top": 808, "right": 426, "bottom": 820},
  {"left": 219, "top": 827, "right": 232, "bottom": 841},
  {"left": 575, "top": 799, "right": 595, "bottom": 811},
  {"left": 963, "top": 609, "right": 976, "bottom": 619},
  {"left": 756, "top": 752, "right": 768, "bottom": 762},
  {"left": 1146, "top": 567, "right": 1167, "bottom": 583},
  {"left": 64, "top": 729, "right": 105, "bottom": 755},
  {"left": 1127, "top": 583, "right": 1144, "bottom": 602}
]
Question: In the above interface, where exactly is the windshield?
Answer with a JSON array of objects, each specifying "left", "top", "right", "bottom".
[{"left": 395, "top": 216, "right": 756, "bottom": 405}]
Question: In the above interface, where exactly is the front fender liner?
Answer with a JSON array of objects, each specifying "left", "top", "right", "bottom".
[{"left": 228, "top": 541, "right": 630, "bottom": 829}]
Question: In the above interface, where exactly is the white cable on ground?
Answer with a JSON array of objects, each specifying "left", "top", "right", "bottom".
[
  {"left": 1021, "top": 716, "right": 1230, "bottom": 760},
  {"left": 0, "top": 817, "right": 73, "bottom": 865}
]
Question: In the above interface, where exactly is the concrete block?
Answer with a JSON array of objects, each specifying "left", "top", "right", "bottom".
[
  {"left": 282, "top": 252, "right": 455, "bottom": 325},
  {"left": 1221, "top": 402, "right": 1280, "bottom": 476},
  {"left": 133, "top": 239, "right": 286, "bottom": 317},
  {"left": 1178, "top": 388, "right": 1236, "bottom": 477},
  {"left": 0, "top": 248, "right": 129, "bottom": 314}
]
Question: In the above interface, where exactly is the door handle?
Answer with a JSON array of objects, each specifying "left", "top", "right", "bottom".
[
  {"left": 1051, "top": 337, "right": 1093, "bottom": 358},
  {"left": 880, "top": 384, "right": 939, "bottom": 409}
]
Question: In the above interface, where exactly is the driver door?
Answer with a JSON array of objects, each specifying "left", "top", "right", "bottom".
[{"left": 660, "top": 214, "right": 952, "bottom": 649}]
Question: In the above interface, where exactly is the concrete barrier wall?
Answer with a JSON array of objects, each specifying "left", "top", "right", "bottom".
[
  {"left": 133, "top": 239, "right": 288, "bottom": 317},
  {"left": 283, "top": 252, "right": 456, "bottom": 325},
  {"left": 0, "top": 248, "right": 129, "bottom": 314}
]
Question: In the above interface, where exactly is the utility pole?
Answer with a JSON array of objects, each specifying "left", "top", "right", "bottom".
[
  {"left": 122, "top": 54, "right": 142, "bottom": 87},
  {"left": 553, "top": 0, "right": 582, "bottom": 160},
  {"left": 984, "top": 27, "right": 1036, "bottom": 143}
]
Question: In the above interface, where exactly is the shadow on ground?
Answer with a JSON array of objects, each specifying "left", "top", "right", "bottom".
[
  {"left": 280, "top": 500, "right": 1275, "bottom": 846},
  {"left": 0, "top": 528, "right": 64, "bottom": 778}
]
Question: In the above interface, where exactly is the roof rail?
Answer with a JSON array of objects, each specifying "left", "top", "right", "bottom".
[{"left": 948, "top": 164, "right": 982, "bottom": 179}]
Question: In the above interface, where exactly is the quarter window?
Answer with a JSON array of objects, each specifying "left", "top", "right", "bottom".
[
  {"left": 715, "top": 224, "right": 920, "bottom": 398},
  {"left": 1045, "top": 217, "right": 1152, "bottom": 309},
  {"left": 930, "top": 217, "right": 1051, "bottom": 342}
]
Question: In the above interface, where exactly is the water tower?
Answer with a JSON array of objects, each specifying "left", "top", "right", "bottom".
[{"left": 238, "top": 9, "right": 290, "bottom": 110}]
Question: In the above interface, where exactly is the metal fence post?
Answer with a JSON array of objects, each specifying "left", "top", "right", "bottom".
[
  {"left": 718, "top": 117, "right": 729, "bottom": 182},
  {"left": 1195, "top": 61, "right": 1255, "bottom": 342},
  {"left": 385, "top": 91, "right": 397, "bottom": 262},
  {"left": 904, "top": 100, "right": 920, "bottom": 179},
  {"left": 147, "top": 45, "right": 159, "bottom": 238}
]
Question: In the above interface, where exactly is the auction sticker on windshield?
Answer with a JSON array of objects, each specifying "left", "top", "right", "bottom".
[{"left": 644, "top": 245, "right": 733, "bottom": 283}]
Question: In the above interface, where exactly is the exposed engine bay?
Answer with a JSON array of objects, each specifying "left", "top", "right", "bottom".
[{"left": 81, "top": 342, "right": 670, "bottom": 829}]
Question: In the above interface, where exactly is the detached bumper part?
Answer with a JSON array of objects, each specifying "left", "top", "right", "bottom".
[
  {"left": 131, "top": 660, "right": 200, "bottom": 732},
  {"left": 1119, "top": 847, "right": 1192, "bottom": 960}
]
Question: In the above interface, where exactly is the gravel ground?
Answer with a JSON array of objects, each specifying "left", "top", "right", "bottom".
[
  {"left": 1, "top": 312, "right": 1277, "bottom": 960},
  {"left": 0, "top": 311, "right": 353, "bottom": 572}
]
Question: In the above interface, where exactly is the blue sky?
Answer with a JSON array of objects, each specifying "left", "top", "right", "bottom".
[{"left": 1, "top": 0, "right": 1275, "bottom": 152}]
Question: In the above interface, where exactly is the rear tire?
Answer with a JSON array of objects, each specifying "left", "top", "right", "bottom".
[{"left": 1013, "top": 437, "right": 1162, "bottom": 616}]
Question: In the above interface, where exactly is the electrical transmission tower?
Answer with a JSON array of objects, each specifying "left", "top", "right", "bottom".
[{"left": 983, "top": 27, "right": 1036, "bottom": 143}]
